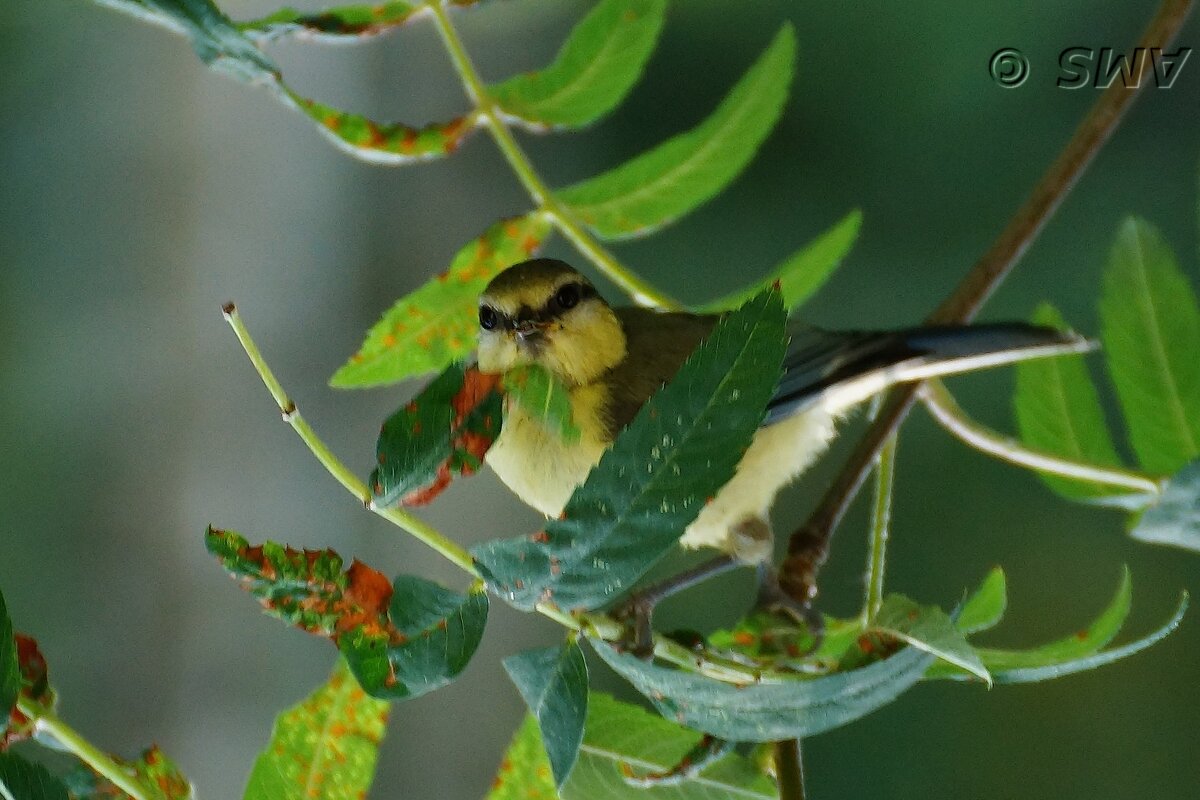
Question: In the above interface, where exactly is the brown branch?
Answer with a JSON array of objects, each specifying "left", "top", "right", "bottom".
[
  {"left": 776, "top": 739, "right": 806, "bottom": 800},
  {"left": 779, "top": 0, "right": 1195, "bottom": 606}
]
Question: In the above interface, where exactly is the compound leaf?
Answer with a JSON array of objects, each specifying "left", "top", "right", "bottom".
[
  {"left": 471, "top": 289, "right": 786, "bottom": 612},
  {"left": 558, "top": 24, "right": 795, "bottom": 240},
  {"left": 331, "top": 215, "right": 553, "bottom": 387},
  {"left": 243, "top": 658, "right": 388, "bottom": 800},
  {"left": 1099, "top": 217, "right": 1200, "bottom": 475},
  {"left": 503, "top": 640, "right": 588, "bottom": 787},
  {"left": 491, "top": 0, "right": 666, "bottom": 129}
]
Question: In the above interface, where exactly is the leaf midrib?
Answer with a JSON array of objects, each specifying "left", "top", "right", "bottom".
[{"left": 577, "top": 744, "right": 773, "bottom": 798}]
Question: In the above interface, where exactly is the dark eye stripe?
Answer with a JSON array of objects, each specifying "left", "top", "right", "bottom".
[{"left": 540, "top": 282, "right": 596, "bottom": 318}]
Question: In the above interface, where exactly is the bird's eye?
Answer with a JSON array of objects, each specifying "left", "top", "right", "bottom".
[
  {"left": 479, "top": 305, "right": 499, "bottom": 331},
  {"left": 554, "top": 284, "right": 581, "bottom": 310}
]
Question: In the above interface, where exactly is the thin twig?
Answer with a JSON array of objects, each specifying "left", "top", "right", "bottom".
[
  {"left": 779, "top": 0, "right": 1194, "bottom": 605},
  {"left": 775, "top": 738, "right": 806, "bottom": 800},
  {"left": 863, "top": 435, "right": 897, "bottom": 625},
  {"left": 918, "top": 380, "right": 1161, "bottom": 499}
]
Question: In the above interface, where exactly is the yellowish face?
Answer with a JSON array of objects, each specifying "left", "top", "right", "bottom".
[{"left": 476, "top": 260, "right": 627, "bottom": 387}]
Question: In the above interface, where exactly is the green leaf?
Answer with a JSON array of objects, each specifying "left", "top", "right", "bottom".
[
  {"left": 503, "top": 640, "right": 588, "bottom": 787},
  {"left": 956, "top": 567, "right": 1007, "bottom": 635},
  {"left": 557, "top": 24, "right": 796, "bottom": 240},
  {"left": 490, "top": 0, "right": 666, "bottom": 129},
  {"left": 1131, "top": 459, "right": 1200, "bottom": 551},
  {"left": 697, "top": 210, "right": 862, "bottom": 313},
  {"left": 284, "top": 91, "right": 478, "bottom": 165},
  {"left": 331, "top": 215, "right": 554, "bottom": 387},
  {"left": 3, "top": 634, "right": 53, "bottom": 749},
  {"left": 485, "top": 715, "right": 557, "bottom": 800},
  {"left": 0, "top": 589, "right": 17, "bottom": 739},
  {"left": 371, "top": 364, "right": 503, "bottom": 508},
  {"left": 591, "top": 636, "right": 933, "bottom": 741},
  {"left": 243, "top": 658, "right": 388, "bottom": 800},
  {"left": 1014, "top": 303, "right": 1132, "bottom": 503},
  {"left": 471, "top": 289, "right": 787, "bottom": 612},
  {"left": 1099, "top": 217, "right": 1200, "bottom": 475},
  {"left": 65, "top": 747, "right": 192, "bottom": 800},
  {"left": 238, "top": 2, "right": 421, "bottom": 42},
  {"left": 0, "top": 753, "right": 70, "bottom": 800},
  {"left": 502, "top": 365, "right": 581, "bottom": 444},
  {"left": 339, "top": 576, "right": 489, "bottom": 700},
  {"left": 872, "top": 595, "right": 990, "bottom": 685},
  {"left": 91, "top": 0, "right": 277, "bottom": 82}
]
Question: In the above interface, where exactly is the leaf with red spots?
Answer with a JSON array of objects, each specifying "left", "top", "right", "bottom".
[
  {"left": 331, "top": 215, "right": 553, "bottom": 387},
  {"left": 472, "top": 289, "right": 786, "bottom": 612},
  {"left": 206, "top": 528, "right": 489, "bottom": 700},
  {"left": 371, "top": 363, "right": 503, "bottom": 508},
  {"left": 238, "top": 2, "right": 424, "bottom": 42},
  {"left": 503, "top": 639, "right": 587, "bottom": 787},
  {"left": 90, "top": 0, "right": 277, "bottom": 83},
  {"left": 284, "top": 91, "right": 479, "bottom": 165},
  {"left": 242, "top": 658, "right": 388, "bottom": 800},
  {"left": 556, "top": 25, "right": 794, "bottom": 240},
  {"left": 0, "top": 753, "right": 70, "bottom": 800},
  {"left": 64, "top": 746, "right": 192, "bottom": 800},
  {"left": 489, "top": 0, "right": 665, "bottom": 129},
  {"left": 2, "top": 633, "right": 55, "bottom": 749}
]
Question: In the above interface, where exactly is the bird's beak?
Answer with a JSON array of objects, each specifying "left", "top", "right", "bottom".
[{"left": 513, "top": 319, "right": 546, "bottom": 342}]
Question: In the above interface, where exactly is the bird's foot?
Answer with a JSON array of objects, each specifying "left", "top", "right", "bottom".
[{"left": 755, "top": 563, "right": 825, "bottom": 653}]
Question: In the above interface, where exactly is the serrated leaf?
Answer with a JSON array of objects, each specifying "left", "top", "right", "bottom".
[
  {"left": 238, "top": 2, "right": 423, "bottom": 42},
  {"left": 284, "top": 91, "right": 478, "bottom": 165},
  {"left": 1014, "top": 303, "right": 1132, "bottom": 503},
  {"left": 591, "top": 636, "right": 933, "bottom": 741},
  {"left": 502, "top": 365, "right": 581, "bottom": 444},
  {"left": 503, "top": 640, "right": 588, "bottom": 787},
  {"left": 331, "top": 215, "right": 553, "bottom": 387},
  {"left": 872, "top": 595, "right": 990, "bottom": 685},
  {"left": 0, "top": 589, "right": 17, "bottom": 739},
  {"left": 1099, "top": 217, "right": 1200, "bottom": 475},
  {"left": 697, "top": 210, "right": 862, "bottom": 313},
  {"left": 0, "top": 753, "right": 70, "bottom": 800},
  {"left": 371, "top": 364, "right": 503, "bottom": 507},
  {"left": 1132, "top": 459, "right": 1200, "bottom": 551},
  {"left": 65, "top": 747, "right": 192, "bottom": 800},
  {"left": 557, "top": 24, "right": 796, "bottom": 240},
  {"left": 91, "top": 0, "right": 277, "bottom": 82},
  {"left": 339, "top": 576, "right": 488, "bottom": 700},
  {"left": 471, "top": 290, "right": 787, "bottom": 612},
  {"left": 491, "top": 0, "right": 666, "bottom": 129},
  {"left": 956, "top": 567, "right": 1007, "bottom": 635},
  {"left": 243, "top": 658, "right": 388, "bottom": 800}
]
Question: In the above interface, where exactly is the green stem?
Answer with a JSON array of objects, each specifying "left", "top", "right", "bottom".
[
  {"left": 918, "top": 380, "right": 1161, "bottom": 500},
  {"left": 863, "top": 434, "right": 897, "bottom": 625},
  {"left": 425, "top": 2, "right": 681, "bottom": 309},
  {"left": 775, "top": 738, "right": 806, "bottom": 800},
  {"left": 222, "top": 304, "right": 479, "bottom": 576},
  {"left": 18, "top": 698, "right": 150, "bottom": 800}
]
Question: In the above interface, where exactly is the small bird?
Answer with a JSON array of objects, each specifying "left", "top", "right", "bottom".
[{"left": 477, "top": 258, "right": 1088, "bottom": 566}]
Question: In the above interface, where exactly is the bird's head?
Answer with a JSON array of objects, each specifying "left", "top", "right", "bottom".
[{"left": 477, "top": 258, "right": 626, "bottom": 386}]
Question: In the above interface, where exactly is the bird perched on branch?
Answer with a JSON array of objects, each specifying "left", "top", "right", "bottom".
[{"left": 476, "top": 258, "right": 1088, "bottom": 568}]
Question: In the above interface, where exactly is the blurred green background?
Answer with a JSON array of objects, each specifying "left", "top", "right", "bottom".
[{"left": 2, "top": 0, "right": 1199, "bottom": 797}]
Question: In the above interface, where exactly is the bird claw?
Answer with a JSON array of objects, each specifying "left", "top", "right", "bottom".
[{"left": 755, "top": 563, "right": 825, "bottom": 653}]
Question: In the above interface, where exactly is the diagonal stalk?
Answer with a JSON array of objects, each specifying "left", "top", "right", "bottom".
[
  {"left": 425, "top": 1, "right": 681, "bottom": 309},
  {"left": 863, "top": 435, "right": 897, "bottom": 625}
]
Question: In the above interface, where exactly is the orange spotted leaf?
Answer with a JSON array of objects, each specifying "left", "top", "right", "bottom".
[
  {"left": 64, "top": 746, "right": 193, "bottom": 800},
  {"left": 239, "top": 2, "right": 424, "bottom": 42},
  {"left": 330, "top": 214, "right": 552, "bottom": 387},
  {"left": 2, "top": 632, "right": 54, "bottom": 749}
]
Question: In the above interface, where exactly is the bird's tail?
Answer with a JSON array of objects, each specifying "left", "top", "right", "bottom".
[{"left": 765, "top": 322, "right": 1092, "bottom": 424}]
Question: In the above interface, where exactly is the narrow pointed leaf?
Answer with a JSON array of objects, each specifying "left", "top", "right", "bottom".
[
  {"left": 956, "top": 567, "right": 1007, "bottom": 634},
  {"left": 243, "top": 658, "right": 388, "bottom": 800},
  {"left": 491, "top": 0, "right": 666, "bottom": 129},
  {"left": 91, "top": 0, "right": 277, "bottom": 82},
  {"left": 1099, "top": 217, "right": 1200, "bottom": 474},
  {"left": 472, "top": 290, "right": 787, "bottom": 612},
  {"left": 339, "top": 576, "right": 488, "bottom": 700},
  {"left": 284, "top": 91, "right": 478, "bottom": 165},
  {"left": 331, "top": 215, "right": 553, "bottom": 387},
  {"left": 503, "top": 640, "right": 588, "bottom": 787},
  {"left": 1014, "top": 303, "right": 1132, "bottom": 503},
  {"left": 1131, "top": 459, "right": 1200, "bottom": 551},
  {"left": 0, "top": 589, "right": 17, "bottom": 737},
  {"left": 238, "top": 2, "right": 423, "bottom": 42},
  {"left": 371, "top": 364, "right": 503, "bottom": 508},
  {"left": 558, "top": 24, "right": 796, "bottom": 240},
  {"left": 65, "top": 747, "right": 192, "bottom": 800},
  {"left": 698, "top": 210, "right": 862, "bottom": 313},
  {"left": 591, "top": 636, "right": 933, "bottom": 741},
  {"left": 871, "top": 595, "right": 989, "bottom": 685},
  {"left": 0, "top": 753, "right": 70, "bottom": 800},
  {"left": 502, "top": 364, "right": 581, "bottom": 444}
]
